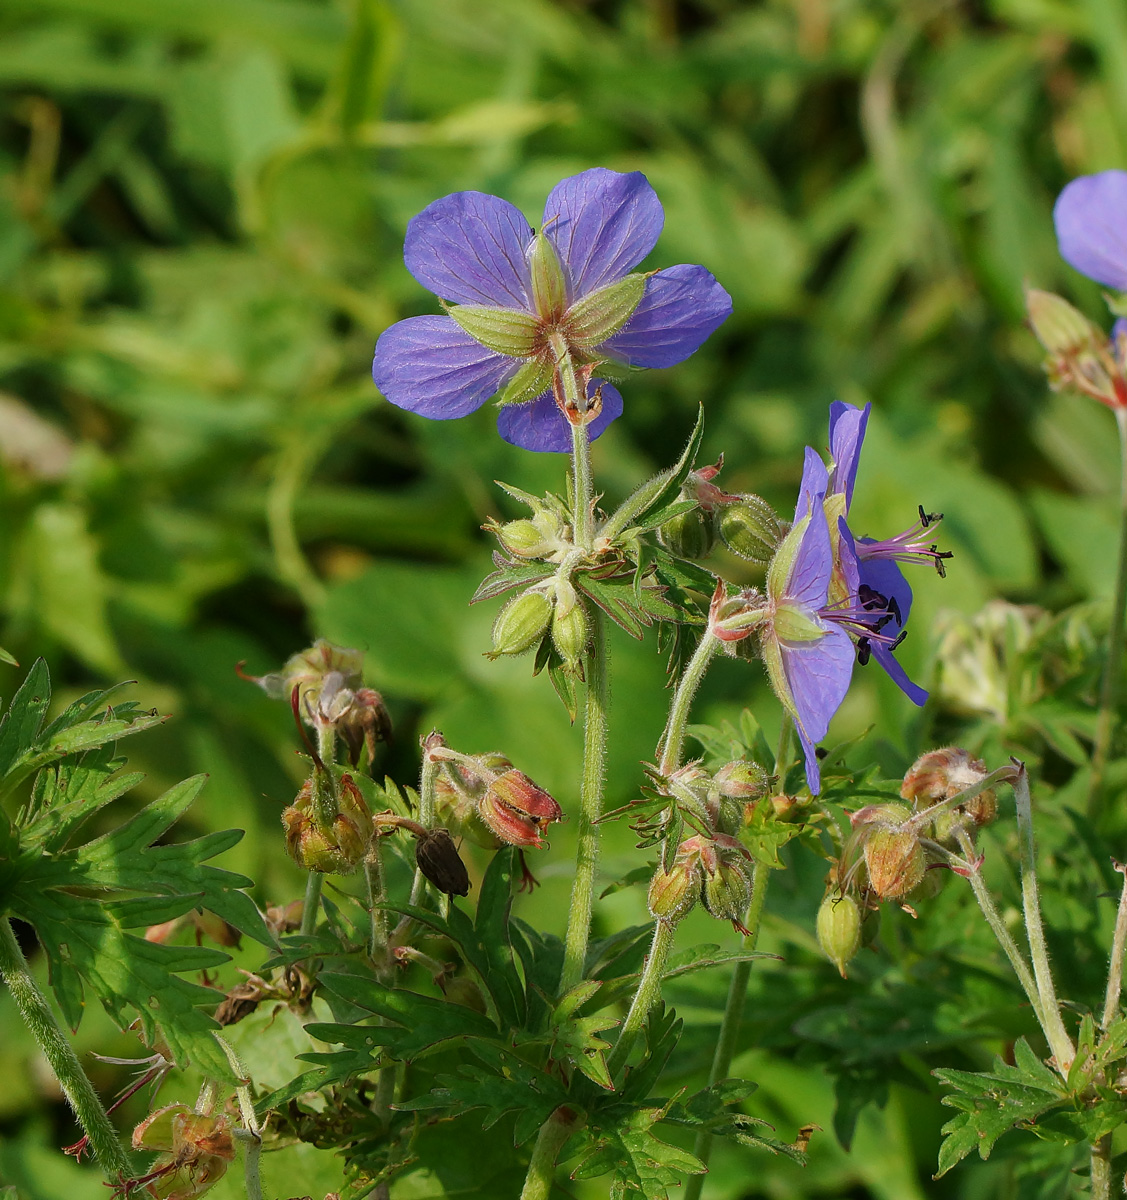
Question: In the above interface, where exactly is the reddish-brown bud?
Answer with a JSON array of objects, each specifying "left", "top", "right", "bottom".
[
  {"left": 901, "top": 747, "right": 997, "bottom": 830},
  {"left": 282, "top": 772, "right": 372, "bottom": 874},
  {"left": 864, "top": 826, "right": 924, "bottom": 900},
  {"left": 478, "top": 770, "right": 563, "bottom": 848}
]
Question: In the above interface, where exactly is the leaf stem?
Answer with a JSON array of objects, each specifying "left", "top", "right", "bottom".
[
  {"left": 1089, "top": 406, "right": 1127, "bottom": 822},
  {"left": 609, "top": 918, "right": 678, "bottom": 1076},
  {"left": 560, "top": 612, "right": 608, "bottom": 994},
  {"left": 1012, "top": 763, "right": 1074, "bottom": 1073},
  {"left": 0, "top": 917, "right": 131, "bottom": 1179},
  {"left": 519, "top": 1106, "right": 578, "bottom": 1200},
  {"left": 1103, "top": 865, "right": 1127, "bottom": 1030},
  {"left": 408, "top": 746, "right": 442, "bottom": 908},
  {"left": 216, "top": 1035, "right": 262, "bottom": 1200}
]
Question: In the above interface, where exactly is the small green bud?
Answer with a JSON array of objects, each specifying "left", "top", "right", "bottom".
[
  {"left": 816, "top": 892, "right": 862, "bottom": 977},
  {"left": 658, "top": 506, "right": 716, "bottom": 559},
  {"left": 527, "top": 232, "right": 568, "bottom": 320},
  {"left": 647, "top": 863, "right": 698, "bottom": 923},
  {"left": 715, "top": 760, "right": 769, "bottom": 799},
  {"left": 489, "top": 589, "right": 552, "bottom": 657},
  {"left": 497, "top": 518, "right": 552, "bottom": 558},
  {"left": 551, "top": 598, "right": 589, "bottom": 669},
  {"left": 702, "top": 859, "right": 752, "bottom": 926},
  {"left": 719, "top": 495, "right": 784, "bottom": 564},
  {"left": 564, "top": 273, "right": 646, "bottom": 349},
  {"left": 446, "top": 303, "right": 541, "bottom": 357},
  {"left": 1026, "top": 287, "right": 1103, "bottom": 358}
]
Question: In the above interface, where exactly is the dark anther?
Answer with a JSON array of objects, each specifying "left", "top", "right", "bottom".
[
  {"left": 889, "top": 629, "right": 907, "bottom": 651},
  {"left": 931, "top": 546, "right": 954, "bottom": 579},
  {"left": 918, "top": 505, "right": 943, "bottom": 528},
  {"left": 888, "top": 595, "right": 902, "bottom": 625},
  {"left": 856, "top": 637, "right": 872, "bottom": 666}
]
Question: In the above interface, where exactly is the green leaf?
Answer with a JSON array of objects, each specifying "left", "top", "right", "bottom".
[
  {"left": 932, "top": 1038, "right": 1068, "bottom": 1176},
  {"left": 571, "top": 1104, "right": 705, "bottom": 1199}
]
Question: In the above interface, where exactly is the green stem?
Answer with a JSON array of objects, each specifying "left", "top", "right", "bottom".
[
  {"left": 683, "top": 859, "right": 772, "bottom": 1199},
  {"left": 266, "top": 431, "right": 329, "bottom": 610},
  {"left": 408, "top": 750, "right": 442, "bottom": 908},
  {"left": 300, "top": 871, "right": 323, "bottom": 936},
  {"left": 1089, "top": 407, "right": 1127, "bottom": 822},
  {"left": 1103, "top": 867, "right": 1127, "bottom": 1029},
  {"left": 1012, "top": 765, "right": 1075, "bottom": 1073},
  {"left": 560, "top": 612, "right": 608, "bottom": 994},
  {"left": 216, "top": 1035, "right": 262, "bottom": 1200},
  {"left": 519, "top": 1106, "right": 578, "bottom": 1200},
  {"left": 951, "top": 830, "right": 1055, "bottom": 1061},
  {"left": 0, "top": 918, "right": 131, "bottom": 1179},
  {"left": 1091, "top": 1136, "right": 1113, "bottom": 1200},
  {"left": 657, "top": 631, "right": 720, "bottom": 774},
  {"left": 609, "top": 919, "right": 678, "bottom": 1076}
]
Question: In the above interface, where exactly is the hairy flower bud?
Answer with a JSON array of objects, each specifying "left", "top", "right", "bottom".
[
  {"left": 551, "top": 597, "right": 589, "bottom": 669},
  {"left": 715, "top": 759, "right": 769, "bottom": 799},
  {"left": 901, "top": 747, "right": 996, "bottom": 830},
  {"left": 489, "top": 589, "right": 553, "bottom": 657},
  {"left": 863, "top": 824, "right": 924, "bottom": 900},
  {"left": 719, "top": 494, "right": 784, "bottom": 563},
  {"left": 647, "top": 862, "right": 698, "bottom": 924},
  {"left": 336, "top": 686, "right": 392, "bottom": 768},
  {"left": 816, "top": 892, "right": 862, "bottom": 977},
  {"left": 658, "top": 506, "right": 716, "bottom": 559},
  {"left": 282, "top": 772, "right": 372, "bottom": 875},
  {"left": 479, "top": 769, "right": 563, "bottom": 848},
  {"left": 495, "top": 518, "right": 553, "bottom": 559},
  {"left": 1025, "top": 287, "right": 1127, "bottom": 409}
]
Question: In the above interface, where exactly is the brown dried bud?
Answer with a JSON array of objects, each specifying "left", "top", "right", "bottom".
[
  {"left": 414, "top": 828, "right": 471, "bottom": 897},
  {"left": 479, "top": 769, "right": 563, "bottom": 849},
  {"left": 282, "top": 772, "right": 372, "bottom": 874},
  {"left": 901, "top": 747, "right": 996, "bottom": 829},
  {"left": 336, "top": 686, "right": 392, "bottom": 768}
]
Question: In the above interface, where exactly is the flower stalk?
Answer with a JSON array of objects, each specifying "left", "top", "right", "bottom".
[{"left": 0, "top": 917, "right": 132, "bottom": 1180}]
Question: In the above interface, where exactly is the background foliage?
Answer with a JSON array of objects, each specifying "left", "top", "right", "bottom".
[{"left": 0, "top": 0, "right": 1126, "bottom": 1196}]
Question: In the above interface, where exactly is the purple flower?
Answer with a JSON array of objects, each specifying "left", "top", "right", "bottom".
[
  {"left": 372, "top": 168, "right": 732, "bottom": 453},
  {"left": 1053, "top": 170, "right": 1127, "bottom": 291},
  {"left": 800, "top": 402, "right": 944, "bottom": 707},
  {"left": 758, "top": 475, "right": 854, "bottom": 794}
]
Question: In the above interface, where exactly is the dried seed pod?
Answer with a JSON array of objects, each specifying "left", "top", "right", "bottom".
[{"left": 414, "top": 827, "right": 471, "bottom": 897}]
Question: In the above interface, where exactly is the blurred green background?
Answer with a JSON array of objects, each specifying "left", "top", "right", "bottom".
[{"left": 0, "top": 0, "right": 1126, "bottom": 1195}]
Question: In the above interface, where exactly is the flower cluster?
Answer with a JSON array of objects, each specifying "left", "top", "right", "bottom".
[{"left": 372, "top": 168, "right": 732, "bottom": 452}]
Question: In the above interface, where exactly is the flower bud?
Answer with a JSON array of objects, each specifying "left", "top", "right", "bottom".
[
  {"left": 719, "top": 495, "right": 784, "bottom": 564},
  {"left": 336, "top": 686, "right": 392, "bottom": 768},
  {"left": 489, "top": 589, "right": 552, "bottom": 657},
  {"left": 816, "top": 892, "right": 862, "bottom": 977},
  {"left": 282, "top": 772, "right": 372, "bottom": 875},
  {"left": 647, "top": 863, "right": 698, "bottom": 923},
  {"left": 658, "top": 506, "right": 716, "bottom": 559},
  {"left": 495, "top": 518, "right": 553, "bottom": 558},
  {"left": 702, "top": 859, "right": 752, "bottom": 926},
  {"left": 863, "top": 826, "right": 924, "bottom": 900},
  {"left": 243, "top": 639, "right": 363, "bottom": 708},
  {"left": 414, "top": 827, "right": 471, "bottom": 897},
  {"left": 551, "top": 597, "right": 589, "bottom": 669},
  {"left": 901, "top": 747, "right": 996, "bottom": 829},
  {"left": 715, "top": 760, "right": 769, "bottom": 799},
  {"left": 1025, "top": 287, "right": 1127, "bottom": 409},
  {"left": 479, "top": 769, "right": 563, "bottom": 848}
]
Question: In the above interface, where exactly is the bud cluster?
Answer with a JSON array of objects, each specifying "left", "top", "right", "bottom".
[
  {"left": 815, "top": 746, "right": 998, "bottom": 976},
  {"left": 488, "top": 572, "right": 591, "bottom": 670},
  {"left": 643, "top": 756, "right": 769, "bottom": 930},
  {"left": 658, "top": 457, "right": 786, "bottom": 563},
  {"left": 1026, "top": 287, "right": 1127, "bottom": 410},
  {"left": 283, "top": 770, "right": 373, "bottom": 875}
]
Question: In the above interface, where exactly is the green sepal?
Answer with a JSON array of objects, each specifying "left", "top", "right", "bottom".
[
  {"left": 446, "top": 303, "right": 540, "bottom": 357},
  {"left": 496, "top": 357, "right": 554, "bottom": 407},
  {"left": 565, "top": 273, "right": 646, "bottom": 349},
  {"left": 527, "top": 232, "right": 568, "bottom": 319}
]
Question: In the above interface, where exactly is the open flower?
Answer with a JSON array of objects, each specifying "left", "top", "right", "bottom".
[
  {"left": 759, "top": 480, "right": 855, "bottom": 794},
  {"left": 801, "top": 401, "right": 945, "bottom": 706},
  {"left": 372, "top": 168, "right": 732, "bottom": 452}
]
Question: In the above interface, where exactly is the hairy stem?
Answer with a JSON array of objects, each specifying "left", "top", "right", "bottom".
[
  {"left": 0, "top": 918, "right": 131, "bottom": 1179},
  {"left": 1091, "top": 1137, "right": 1113, "bottom": 1200},
  {"left": 1104, "top": 867, "right": 1127, "bottom": 1029},
  {"left": 684, "top": 862, "right": 770, "bottom": 1200},
  {"left": 1012, "top": 764, "right": 1074, "bottom": 1072},
  {"left": 657, "top": 631, "right": 719, "bottom": 774},
  {"left": 216, "top": 1035, "right": 262, "bottom": 1200},
  {"left": 609, "top": 918, "right": 678, "bottom": 1076},
  {"left": 951, "top": 830, "right": 1055, "bottom": 1064},
  {"left": 560, "top": 613, "right": 608, "bottom": 994},
  {"left": 408, "top": 749, "right": 442, "bottom": 908},
  {"left": 519, "top": 1106, "right": 578, "bottom": 1200},
  {"left": 1089, "top": 406, "right": 1127, "bottom": 821}
]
